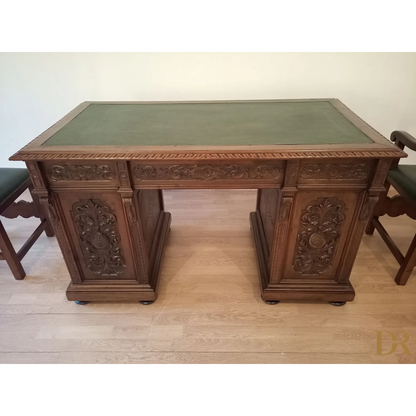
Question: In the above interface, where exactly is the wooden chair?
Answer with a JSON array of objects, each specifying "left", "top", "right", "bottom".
[
  {"left": 0, "top": 167, "right": 54, "bottom": 279},
  {"left": 366, "top": 130, "right": 416, "bottom": 285}
]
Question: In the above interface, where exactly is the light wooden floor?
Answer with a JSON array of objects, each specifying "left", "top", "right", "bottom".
[{"left": 1, "top": 189, "right": 416, "bottom": 364}]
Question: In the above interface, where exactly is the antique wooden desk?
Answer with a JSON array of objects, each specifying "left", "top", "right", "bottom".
[{"left": 10, "top": 100, "right": 406, "bottom": 305}]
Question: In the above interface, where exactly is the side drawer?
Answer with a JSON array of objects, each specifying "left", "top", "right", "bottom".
[
  {"left": 42, "top": 160, "right": 120, "bottom": 189},
  {"left": 297, "top": 159, "right": 375, "bottom": 186}
]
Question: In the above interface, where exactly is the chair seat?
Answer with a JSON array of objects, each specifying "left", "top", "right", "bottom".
[
  {"left": 0, "top": 168, "right": 30, "bottom": 205},
  {"left": 388, "top": 165, "right": 416, "bottom": 201}
]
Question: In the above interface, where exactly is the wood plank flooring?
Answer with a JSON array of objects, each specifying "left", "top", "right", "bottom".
[{"left": 1, "top": 189, "right": 416, "bottom": 364}]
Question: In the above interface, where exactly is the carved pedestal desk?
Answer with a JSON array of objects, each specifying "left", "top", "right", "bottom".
[{"left": 10, "top": 100, "right": 406, "bottom": 305}]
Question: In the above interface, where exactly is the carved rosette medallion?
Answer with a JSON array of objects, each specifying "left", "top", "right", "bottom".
[
  {"left": 49, "top": 165, "right": 115, "bottom": 181},
  {"left": 133, "top": 164, "right": 281, "bottom": 181},
  {"left": 72, "top": 199, "right": 126, "bottom": 276},
  {"left": 300, "top": 163, "right": 370, "bottom": 180},
  {"left": 293, "top": 197, "right": 346, "bottom": 275},
  {"left": 309, "top": 232, "right": 326, "bottom": 248}
]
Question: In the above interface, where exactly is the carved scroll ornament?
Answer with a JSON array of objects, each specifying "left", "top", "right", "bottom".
[
  {"left": 133, "top": 164, "right": 281, "bottom": 181},
  {"left": 48, "top": 165, "right": 116, "bottom": 181},
  {"left": 300, "top": 163, "right": 370, "bottom": 180}
]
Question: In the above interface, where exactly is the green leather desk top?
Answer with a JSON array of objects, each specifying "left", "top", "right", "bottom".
[{"left": 43, "top": 101, "right": 373, "bottom": 147}]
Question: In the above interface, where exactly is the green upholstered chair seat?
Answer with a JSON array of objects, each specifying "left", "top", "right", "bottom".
[
  {"left": 0, "top": 168, "right": 30, "bottom": 205},
  {"left": 388, "top": 165, "right": 416, "bottom": 201}
]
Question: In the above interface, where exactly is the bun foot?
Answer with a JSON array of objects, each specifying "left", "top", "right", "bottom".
[
  {"left": 139, "top": 301, "right": 154, "bottom": 305},
  {"left": 75, "top": 301, "right": 90, "bottom": 305},
  {"left": 264, "top": 300, "right": 280, "bottom": 305},
  {"left": 329, "top": 301, "right": 346, "bottom": 307}
]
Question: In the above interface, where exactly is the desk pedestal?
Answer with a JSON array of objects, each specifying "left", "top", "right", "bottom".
[
  {"left": 33, "top": 163, "right": 172, "bottom": 303},
  {"left": 250, "top": 184, "right": 380, "bottom": 303}
]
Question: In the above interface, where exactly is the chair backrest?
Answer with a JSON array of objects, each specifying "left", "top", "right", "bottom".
[{"left": 391, "top": 131, "right": 416, "bottom": 169}]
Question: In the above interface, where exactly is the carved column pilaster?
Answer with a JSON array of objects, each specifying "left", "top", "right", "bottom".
[
  {"left": 372, "top": 159, "right": 393, "bottom": 189},
  {"left": 26, "top": 161, "right": 45, "bottom": 190},
  {"left": 116, "top": 161, "right": 130, "bottom": 189},
  {"left": 25, "top": 161, "right": 55, "bottom": 236},
  {"left": 338, "top": 158, "right": 392, "bottom": 282},
  {"left": 269, "top": 160, "right": 299, "bottom": 283},
  {"left": 338, "top": 192, "right": 379, "bottom": 283},
  {"left": 39, "top": 194, "right": 83, "bottom": 284},
  {"left": 122, "top": 195, "right": 150, "bottom": 284},
  {"left": 116, "top": 161, "right": 150, "bottom": 284}
]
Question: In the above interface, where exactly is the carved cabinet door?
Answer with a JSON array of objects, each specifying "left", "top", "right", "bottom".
[
  {"left": 280, "top": 191, "right": 361, "bottom": 282},
  {"left": 54, "top": 191, "right": 137, "bottom": 282}
]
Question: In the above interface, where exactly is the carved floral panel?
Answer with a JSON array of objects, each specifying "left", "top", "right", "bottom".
[
  {"left": 72, "top": 199, "right": 126, "bottom": 276},
  {"left": 293, "top": 197, "right": 346, "bottom": 275}
]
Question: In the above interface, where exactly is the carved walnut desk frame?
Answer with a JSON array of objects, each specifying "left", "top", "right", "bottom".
[{"left": 10, "top": 100, "right": 406, "bottom": 305}]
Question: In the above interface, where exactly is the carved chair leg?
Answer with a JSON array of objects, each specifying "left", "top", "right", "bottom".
[
  {"left": 0, "top": 220, "right": 26, "bottom": 280},
  {"left": 31, "top": 190, "right": 55, "bottom": 237},
  {"left": 395, "top": 233, "right": 416, "bottom": 286}
]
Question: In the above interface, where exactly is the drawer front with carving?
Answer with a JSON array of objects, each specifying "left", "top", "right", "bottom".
[
  {"left": 43, "top": 161, "right": 120, "bottom": 188},
  {"left": 297, "top": 159, "right": 375, "bottom": 185},
  {"left": 131, "top": 161, "right": 285, "bottom": 189}
]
